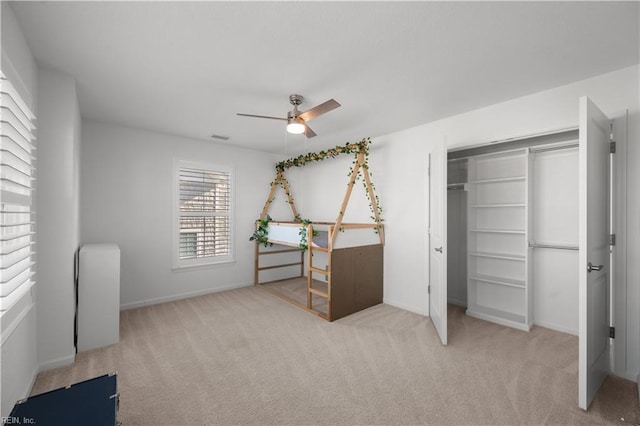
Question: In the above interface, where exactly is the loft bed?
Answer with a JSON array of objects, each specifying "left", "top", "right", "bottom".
[{"left": 253, "top": 139, "right": 385, "bottom": 321}]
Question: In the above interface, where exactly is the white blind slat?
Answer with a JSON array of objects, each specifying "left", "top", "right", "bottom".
[
  {"left": 1, "top": 112, "right": 35, "bottom": 142},
  {"left": 0, "top": 280, "right": 34, "bottom": 312},
  {"left": 1, "top": 149, "right": 31, "bottom": 173},
  {"left": 0, "top": 131, "right": 34, "bottom": 156},
  {"left": 1, "top": 267, "right": 34, "bottom": 295},
  {"left": 0, "top": 72, "right": 36, "bottom": 312},
  {"left": 1, "top": 163, "right": 31, "bottom": 185},
  {"left": 0, "top": 245, "right": 31, "bottom": 269},
  {"left": 0, "top": 190, "right": 31, "bottom": 208},
  {"left": 1, "top": 106, "right": 34, "bottom": 139},
  {"left": 1, "top": 94, "right": 34, "bottom": 131},
  {"left": 0, "top": 240, "right": 32, "bottom": 256},
  {"left": 1, "top": 257, "right": 33, "bottom": 285},
  {"left": 1, "top": 135, "right": 35, "bottom": 162},
  {"left": 1, "top": 76, "right": 36, "bottom": 120}
]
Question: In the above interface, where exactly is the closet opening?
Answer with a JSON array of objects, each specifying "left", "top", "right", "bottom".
[{"left": 446, "top": 129, "right": 583, "bottom": 334}]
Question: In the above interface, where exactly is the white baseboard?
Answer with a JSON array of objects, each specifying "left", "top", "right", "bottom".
[
  {"left": 24, "top": 366, "right": 38, "bottom": 400},
  {"left": 466, "top": 309, "right": 532, "bottom": 332},
  {"left": 38, "top": 352, "right": 75, "bottom": 373},
  {"left": 532, "top": 320, "right": 578, "bottom": 336},
  {"left": 120, "top": 282, "right": 253, "bottom": 311},
  {"left": 383, "top": 298, "right": 428, "bottom": 316},
  {"left": 447, "top": 299, "right": 467, "bottom": 308}
]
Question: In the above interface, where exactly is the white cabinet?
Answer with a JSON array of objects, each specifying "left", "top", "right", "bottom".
[
  {"left": 77, "top": 244, "right": 121, "bottom": 352},
  {"left": 465, "top": 150, "right": 532, "bottom": 330}
]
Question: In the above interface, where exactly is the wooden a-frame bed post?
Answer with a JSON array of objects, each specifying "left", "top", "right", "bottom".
[
  {"left": 332, "top": 147, "right": 384, "bottom": 247},
  {"left": 360, "top": 160, "right": 385, "bottom": 245},
  {"left": 260, "top": 170, "right": 299, "bottom": 221}
]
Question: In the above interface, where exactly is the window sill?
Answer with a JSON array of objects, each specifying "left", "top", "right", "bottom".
[{"left": 172, "top": 258, "right": 236, "bottom": 272}]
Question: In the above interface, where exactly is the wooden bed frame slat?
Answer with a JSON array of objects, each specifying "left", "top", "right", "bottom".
[{"left": 258, "top": 262, "right": 303, "bottom": 271}]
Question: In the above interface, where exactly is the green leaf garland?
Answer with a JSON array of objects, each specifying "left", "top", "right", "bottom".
[
  {"left": 276, "top": 138, "right": 372, "bottom": 172},
  {"left": 262, "top": 137, "right": 384, "bottom": 238}
]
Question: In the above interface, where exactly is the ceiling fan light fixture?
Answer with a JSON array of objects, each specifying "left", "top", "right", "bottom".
[
  {"left": 237, "top": 94, "right": 339, "bottom": 139},
  {"left": 286, "top": 118, "right": 305, "bottom": 135}
]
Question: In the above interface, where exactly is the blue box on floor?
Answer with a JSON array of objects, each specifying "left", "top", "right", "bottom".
[{"left": 5, "top": 373, "right": 118, "bottom": 426}]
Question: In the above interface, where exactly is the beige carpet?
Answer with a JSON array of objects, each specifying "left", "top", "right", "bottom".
[
  {"left": 260, "top": 277, "right": 328, "bottom": 316},
  {"left": 32, "top": 286, "right": 639, "bottom": 425}
]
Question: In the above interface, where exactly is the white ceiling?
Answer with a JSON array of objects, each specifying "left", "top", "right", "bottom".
[{"left": 10, "top": 1, "right": 640, "bottom": 155}]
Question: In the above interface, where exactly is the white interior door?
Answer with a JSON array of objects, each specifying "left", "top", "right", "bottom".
[
  {"left": 428, "top": 141, "right": 447, "bottom": 345},
  {"left": 578, "top": 96, "right": 611, "bottom": 410}
]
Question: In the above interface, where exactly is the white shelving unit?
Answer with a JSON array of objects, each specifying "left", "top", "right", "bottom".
[{"left": 466, "top": 149, "right": 532, "bottom": 331}]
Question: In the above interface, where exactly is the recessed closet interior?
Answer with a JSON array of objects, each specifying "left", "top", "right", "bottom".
[{"left": 447, "top": 130, "right": 581, "bottom": 334}]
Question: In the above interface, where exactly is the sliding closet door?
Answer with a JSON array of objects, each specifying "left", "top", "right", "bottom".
[{"left": 578, "top": 96, "right": 611, "bottom": 410}]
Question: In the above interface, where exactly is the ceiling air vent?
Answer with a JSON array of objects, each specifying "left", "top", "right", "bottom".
[{"left": 210, "top": 134, "right": 230, "bottom": 141}]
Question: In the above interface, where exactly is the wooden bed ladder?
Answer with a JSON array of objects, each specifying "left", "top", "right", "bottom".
[{"left": 306, "top": 223, "right": 331, "bottom": 320}]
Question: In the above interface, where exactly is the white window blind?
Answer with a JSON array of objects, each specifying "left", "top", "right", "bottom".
[
  {"left": 174, "top": 162, "right": 233, "bottom": 268},
  {"left": 0, "top": 72, "right": 36, "bottom": 312}
]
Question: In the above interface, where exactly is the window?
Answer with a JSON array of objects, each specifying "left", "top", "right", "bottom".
[
  {"left": 1, "top": 73, "right": 36, "bottom": 312},
  {"left": 173, "top": 161, "right": 233, "bottom": 268}
]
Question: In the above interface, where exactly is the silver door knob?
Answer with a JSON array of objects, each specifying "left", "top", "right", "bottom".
[
  {"left": 587, "top": 262, "right": 603, "bottom": 273},
  {"left": 434, "top": 247, "right": 443, "bottom": 253}
]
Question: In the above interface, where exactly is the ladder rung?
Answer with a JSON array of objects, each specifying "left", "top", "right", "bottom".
[
  {"left": 311, "top": 246, "right": 329, "bottom": 253},
  {"left": 309, "top": 267, "right": 329, "bottom": 276},
  {"left": 308, "top": 288, "right": 329, "bottom": 298}
]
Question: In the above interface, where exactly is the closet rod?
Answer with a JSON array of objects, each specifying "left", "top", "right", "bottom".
[
  {"left": 529, "top": 242, "right": 578, "bottom": 251},
  {"left": 529, "top": 142, "right": 578, "bottom": 154}
]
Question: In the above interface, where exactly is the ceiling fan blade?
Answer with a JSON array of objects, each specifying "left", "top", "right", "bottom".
[
  {"left": 304, "top": 124, "right": 317, "bottom": 138},
  {"left": 298, "top": 99, "right": 341, "bottom": 122},
  {"left": 236, "top": 113, "right": 287, "bottom": 121}
]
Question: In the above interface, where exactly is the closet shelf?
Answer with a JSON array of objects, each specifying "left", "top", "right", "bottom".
[
  {"left": 466, "top": 306, "right": 530, "bottom": 331},
  {"left": 469, "top": 274, "right": 525, "bottom": 289},
  {"left": 470, "top": 228, "right": 526, "bottom": 234},
  {"left": 470, "top": 203, "right": 525, "bottom": 208},
  {"left": 468, "top": 176, "right": 526, "bottom": 184},
  {"left": 469, "top": 251, "right": 525, "bottom": 261}
]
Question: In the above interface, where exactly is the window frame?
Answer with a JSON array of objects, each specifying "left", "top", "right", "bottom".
[{"left": 172, "top": 159, "right": 235, "bottom": 270}]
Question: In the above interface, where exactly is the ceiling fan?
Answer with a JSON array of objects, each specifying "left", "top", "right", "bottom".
[{"left": 237, "top": 94, "right": 340, "bottom": 138}]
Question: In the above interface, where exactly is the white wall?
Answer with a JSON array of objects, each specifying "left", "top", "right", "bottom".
[
  {"left": 80, "top": 121, "right": 288, "bottom": 308},
  {"left": 35, "top": 67, "right": 81, "bottom": 371},
  {"left": 531, "top": 148, "right": 580, "bottom": 335},
  {"left": 637, "top": 4, "right": 640, "bottom": 392},
  {"left": 447, "top": 188, "right": 467, "bottom": 307},
  {"left": 371, "top": 64, "right": 639, "bottom": 380},
  {"left": 290, "top": 150, "right": 376, "bottom": 224},
  {"left": 0, "top": 2, "right": 37, "bottom": 111},
  {"left": 0, "top": 2, "right": 39, "bottom": 417}
]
